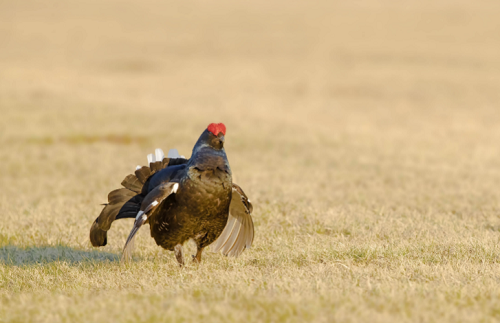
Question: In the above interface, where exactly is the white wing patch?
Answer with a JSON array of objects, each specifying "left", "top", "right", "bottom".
[{"left": 135, "top": 210, "right": 145, "bottom": 221}]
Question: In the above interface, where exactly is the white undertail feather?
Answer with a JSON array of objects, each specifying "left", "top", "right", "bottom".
[
  {"left": 147, "top": 153, "right": 155, "bottom": 164},
  {"left": 136, "top": 165, "right": 141, "bottom": 170},
  {"left": 168, "top": 149, "right": 181, "bottom": 158},
  {"left": 155, "top": 148, "right": 165, "bottom": 162}
]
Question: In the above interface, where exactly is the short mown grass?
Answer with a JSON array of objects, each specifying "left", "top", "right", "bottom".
[{"left": 2, "top": 0, "right": 500, "bottom": 322}]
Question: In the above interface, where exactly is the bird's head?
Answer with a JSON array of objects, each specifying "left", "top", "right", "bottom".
[
  {"left": 206, "top": 122, "right": 226, "bottom": 150},
  {"left": 192, "top": 122, "right": 227, "bottom": 154}
]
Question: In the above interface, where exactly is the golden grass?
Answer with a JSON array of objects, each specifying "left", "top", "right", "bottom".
[{"left": 1, "top": 0, "right": 500, "bottom": 322}]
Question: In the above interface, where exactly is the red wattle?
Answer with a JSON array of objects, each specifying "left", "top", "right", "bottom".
[{"left": 207, "top": 123, "right": 226, "bottom": 136}]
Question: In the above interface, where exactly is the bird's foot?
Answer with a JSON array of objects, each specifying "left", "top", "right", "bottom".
[
  {"left": 192, "top": 248, "right": 203, "bottom": 263},
  {"left": 174, "top": 244, "right": 185, "bottom": 267}
]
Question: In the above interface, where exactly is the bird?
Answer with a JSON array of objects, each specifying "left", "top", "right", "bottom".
[{"left": 89, "top": 123, "right": 254, "bottom": 265}]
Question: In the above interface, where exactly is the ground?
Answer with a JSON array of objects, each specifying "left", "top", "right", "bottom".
[{"left": 1, "top": 0, "right": 500, "bottom": 322}]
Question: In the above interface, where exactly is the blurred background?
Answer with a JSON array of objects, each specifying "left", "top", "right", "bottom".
[
  {"left": 1, "top": 0, "right": 500, "bottom": 240},
  {"left": 2, "top": 1, "right": 500, "bottom": 321}
]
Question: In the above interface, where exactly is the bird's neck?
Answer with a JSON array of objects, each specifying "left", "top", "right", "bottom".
[{"left": 189, "top": 146, "right": 230, "bottom": 171}]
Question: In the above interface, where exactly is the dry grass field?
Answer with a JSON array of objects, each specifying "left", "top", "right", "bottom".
[{"left": 1, "top": 0, "right": 500, "bottom": 322}]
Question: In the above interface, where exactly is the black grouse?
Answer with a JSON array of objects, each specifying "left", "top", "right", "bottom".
[{"left": 90, "top": 123, "right": 254, "bottom": 265}]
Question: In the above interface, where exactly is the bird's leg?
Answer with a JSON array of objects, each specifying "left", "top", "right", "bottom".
[
  {"left": 192, "top": 247, "right": 204, "bottom": 263},
  {"left": 174, "top": 244, "right": 184, "bottom": 267}
]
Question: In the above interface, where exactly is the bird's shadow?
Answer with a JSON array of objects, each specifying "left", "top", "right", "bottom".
[{"left": 0, "top": 245, "right": 120, "bottom": 266}]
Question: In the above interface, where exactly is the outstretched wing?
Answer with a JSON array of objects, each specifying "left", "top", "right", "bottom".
[
  {"left": 122, "top": 182, "right": 179, "bottom": 262},
  {"left": 90, "top": 148, "right": 188, "bottom": 248},
  {"left": 211, "top": 183, "right": 254, "bottom": 257}
]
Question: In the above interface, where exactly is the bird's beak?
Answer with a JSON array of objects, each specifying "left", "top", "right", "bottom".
[{"left": 218, "top": 134, "right": 225, "bottom": 144}]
